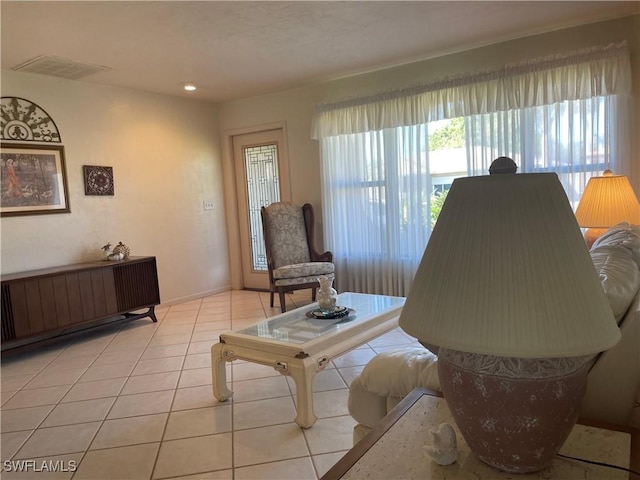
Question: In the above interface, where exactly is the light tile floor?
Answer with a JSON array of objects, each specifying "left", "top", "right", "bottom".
[{"left": 1, "top": 290, "right": 419, "bottom": 479}]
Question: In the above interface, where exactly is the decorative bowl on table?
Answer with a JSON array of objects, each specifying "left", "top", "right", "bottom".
[{"left": 306, "top": 306, "right": 352, "bottom": 320}]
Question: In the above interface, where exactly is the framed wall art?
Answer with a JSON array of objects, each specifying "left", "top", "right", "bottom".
[
  {"left": 0, "top": 143, "right": 70, "bottom": 217},
  {"left": 83, "top": 165, "right": 114, "bottom": 196}
]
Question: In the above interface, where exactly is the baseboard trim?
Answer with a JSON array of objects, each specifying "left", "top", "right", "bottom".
[{"left": 159, "top": 286, "right": 232, "bottom": 307}]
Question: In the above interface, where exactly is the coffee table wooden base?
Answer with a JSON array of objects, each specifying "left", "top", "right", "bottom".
[
  {"left": 210, "top": 313, "right": 401, "bottom": 428},
  {"left": 211, "top": 341, "right": 319, "bottom": 428}
]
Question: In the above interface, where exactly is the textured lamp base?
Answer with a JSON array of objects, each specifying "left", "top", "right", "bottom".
[{"left": 438, "top": 348, "right": 591, "bottom": 473}]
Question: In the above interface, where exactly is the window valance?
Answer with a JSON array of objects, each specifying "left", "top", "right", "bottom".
[{"left": 311, "top": 42, "right": 631, "bottom": 139}]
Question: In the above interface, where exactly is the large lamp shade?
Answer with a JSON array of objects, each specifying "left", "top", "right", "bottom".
[{"left": 400, "top": 172, "right": 620, "bottom": 357}]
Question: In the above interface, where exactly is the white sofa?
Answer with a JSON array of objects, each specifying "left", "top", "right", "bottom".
[{"left": 348, "top": 223, "right": 640, "bottom": 444}]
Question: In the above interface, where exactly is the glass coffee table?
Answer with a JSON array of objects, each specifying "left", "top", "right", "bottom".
[{"left": 211, "top": 292, "right": 406, "bottom": 428}]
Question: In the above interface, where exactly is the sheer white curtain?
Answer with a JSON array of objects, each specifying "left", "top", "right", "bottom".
[
  {"left": 313, "top": 43, "right": 631, "bottom": 296},
  {"left": 321, "top": 126, "right": 432, "bottom": 295},
  {"left": 465, "top": 96, "right": 628, "bottom": 208}
]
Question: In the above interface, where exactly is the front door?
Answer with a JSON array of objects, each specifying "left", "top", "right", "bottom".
[{"left": 232, "top": 129, "right": 290, "bottom": 290}]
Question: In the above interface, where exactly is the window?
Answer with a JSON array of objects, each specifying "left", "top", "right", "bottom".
[{"left": 313, "top": 43, "right": 631, "bottom": 296}]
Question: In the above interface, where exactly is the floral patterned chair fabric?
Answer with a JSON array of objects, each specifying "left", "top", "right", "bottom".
[{"left": 261, "top": 202, "right": 334, "bottom": 312}]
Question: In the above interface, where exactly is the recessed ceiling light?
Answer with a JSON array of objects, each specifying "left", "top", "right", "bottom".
[{"left": 183, "top": 83, "right": 196, "bottom": 91}]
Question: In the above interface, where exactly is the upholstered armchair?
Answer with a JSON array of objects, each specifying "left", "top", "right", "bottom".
[{"left": 261, "top": 202, "right": 335, "bottom": 312}]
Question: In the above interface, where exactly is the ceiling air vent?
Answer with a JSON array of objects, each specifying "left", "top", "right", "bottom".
[{"left": 12, "top": 55, "right": 111, "bottom": 80}]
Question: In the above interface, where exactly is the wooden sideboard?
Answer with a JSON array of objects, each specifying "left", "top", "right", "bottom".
[{"left": 1, "top": 256, "right": 160, "bottom": 353}]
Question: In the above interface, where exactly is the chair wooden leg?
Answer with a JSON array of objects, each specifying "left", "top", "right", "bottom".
[
  {"left": 270, "top": 290, "right": 274, "bottom": 308},
  {"left": 311, "top": 288, "right": 317, "bottom": 301},
  {"left": 279, "top": 291, "right": 287, "bottom": 312}
]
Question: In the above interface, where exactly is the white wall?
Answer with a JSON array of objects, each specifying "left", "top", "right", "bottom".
[
  {"left": 217, "top": 15, "right": 640, "bottom": 288},
  {"left": 1, "top": 71, "right": 229, "bottom": 305}
]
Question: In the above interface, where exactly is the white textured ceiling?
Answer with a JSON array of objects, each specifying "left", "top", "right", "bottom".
[{"left": 1, "top": 1, "right": 638, "bottom": 104}]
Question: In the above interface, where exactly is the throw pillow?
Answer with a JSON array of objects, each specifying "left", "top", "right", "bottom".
[
  {"left": 590, "top": 244, "right": 640, "bottom": 323},
  {"left": 592, "top": 222, "right": 640, "bottom": 268}
]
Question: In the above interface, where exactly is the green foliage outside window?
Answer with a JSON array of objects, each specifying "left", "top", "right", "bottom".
[
  {"left": 430, "top": 189, "right": 448, "bottom": 228},
  {"left": 429, "top": 117, "right": 465, "bottom": 151},
  {"left": 427, "top": 117, "right": 460, "bottom": 228}
]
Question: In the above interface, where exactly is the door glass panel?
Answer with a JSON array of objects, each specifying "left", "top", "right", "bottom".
[{"left": 244, "top": 143, "right": 280, "bottom": 271}]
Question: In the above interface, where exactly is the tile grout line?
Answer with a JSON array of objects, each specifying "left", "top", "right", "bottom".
[
  {"left": 148, "top": 296, "right": 203, "bottom": 480},
  {"left": 70, "top": 314, "right": 163, "bottom": 480},
  {"left": 229, "top": 289, "right": 246, "bottom": 480},
  {"left": 261, "top": 290, "right": 321, "bottom": 480}
]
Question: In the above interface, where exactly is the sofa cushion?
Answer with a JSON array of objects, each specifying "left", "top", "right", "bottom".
[
  {"left": 273, "top": 262, "right": 334, "bottom": 280},
  {"left": 592, "top": 222, "right": 640, "bottom": 268},
  {"left": 274, "top": 272, "right": 334, "bottom": 287},
  {"left": 590, "top": 244, "right": 640, "bottom": 323}
]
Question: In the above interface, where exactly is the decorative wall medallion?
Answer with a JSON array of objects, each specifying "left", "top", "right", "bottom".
[
  {"left": 1, "top": 97, "right": 61, "bottom": 143},
  {"left": 83, "top": 165, "right": 114, "bottom": 196}
]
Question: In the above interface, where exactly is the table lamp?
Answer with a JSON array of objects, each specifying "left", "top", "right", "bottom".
[
  {"left": 399, "top": 158, "right": 620, "bottom": 473},
  {"left": 575, "top": 170, "right": 640, "bottom": 249}
]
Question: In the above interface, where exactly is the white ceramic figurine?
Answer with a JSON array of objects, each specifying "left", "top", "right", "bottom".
[
  {"left": 424, "top": 422, "right": 458, "bottom": 466},
  {"left": 317, "top": 275, "right": 337, "bottom": 313}
]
